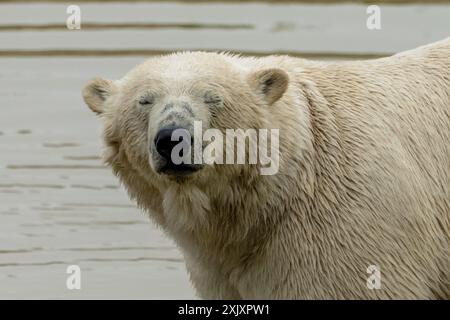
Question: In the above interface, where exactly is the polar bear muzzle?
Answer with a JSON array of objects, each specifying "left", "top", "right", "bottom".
[
  {"left": 149, "top": 98, "right": 206, "bottom": 177},
  {"left": 152, "top": 125, "right": 202, "bottom": 177}
]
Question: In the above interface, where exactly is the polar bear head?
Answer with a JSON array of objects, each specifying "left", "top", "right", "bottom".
[{"left": 82, "top": 52, "right": 288, "bottom": 184}]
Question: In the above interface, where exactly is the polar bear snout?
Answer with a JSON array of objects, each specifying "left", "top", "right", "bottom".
[
  {"left": 152, "top": 126, "right": 202, "bottom": 177},
  {"left": 155, "top": 126, "right": 191, "bottom": 160}
]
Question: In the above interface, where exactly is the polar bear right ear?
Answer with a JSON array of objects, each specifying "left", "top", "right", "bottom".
[
  {"left": 248, "top": 68, "right": 289, "bottom": 105},
  {"left": 82, "top": 78, "right": 117, "bottom": 115}
]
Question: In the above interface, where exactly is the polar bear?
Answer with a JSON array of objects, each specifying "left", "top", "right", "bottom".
[{"left": 82, "top": 39, "right": 450, "bottom": 299}]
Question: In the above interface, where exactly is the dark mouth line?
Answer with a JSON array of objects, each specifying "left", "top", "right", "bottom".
[
  {"left": 158, "top": 162, "right": 202, "bottom": 176},
  {"left": 161, "top": 165, "right": 199, "bottom": 172}
]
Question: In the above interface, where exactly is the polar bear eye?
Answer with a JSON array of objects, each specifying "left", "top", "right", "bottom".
[{"left": 138, "top": 96, "right": 154, "bottom": 107}]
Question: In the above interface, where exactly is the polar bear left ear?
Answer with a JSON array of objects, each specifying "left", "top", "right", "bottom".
[
  {"left": 82, "top": 78, "right": 117, "bottom": 115},
  {"left": 248, "top": 68, "right": 289, "bottom": 105}
]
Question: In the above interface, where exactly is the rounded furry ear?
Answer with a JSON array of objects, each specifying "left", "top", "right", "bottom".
[
  {"left": 248, "top": 68, "right": 289, "bottom": 105},
  {"left": 82, "top": 78, "right": 116, "bottom": 114}
]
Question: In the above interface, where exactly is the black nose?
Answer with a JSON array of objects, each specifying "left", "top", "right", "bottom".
[{"left": 154, "top": 127, "right": 191, "bottom": 161}]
